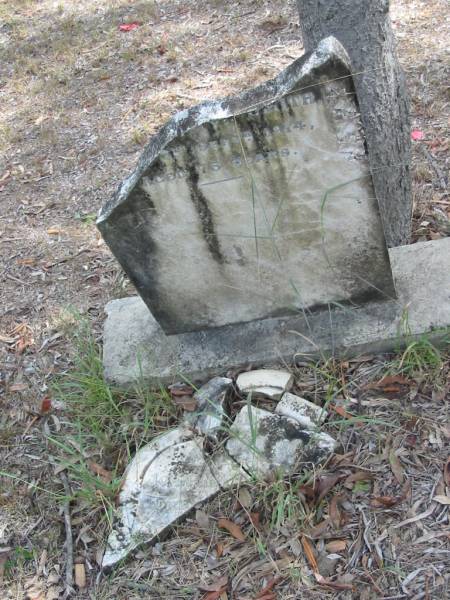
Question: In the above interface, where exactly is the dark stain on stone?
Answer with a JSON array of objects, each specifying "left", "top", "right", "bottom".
[
  {"left": 284, "top": 95, "right": 296, "bottom": 118},
  {"left": 205, "top": 121, "right": 220, "bottom": 143},
  {"left": 145, "top": 156, "right": 165, "bottom": 181},
  {"left": 100, "top": 185, "right": 179, "bottom": 328},
  {"left": 258, "top": 415, "right": 311, "bottom": 462},
  {"left": 184, "top": 143, "right": 225, "bottom": 264}
]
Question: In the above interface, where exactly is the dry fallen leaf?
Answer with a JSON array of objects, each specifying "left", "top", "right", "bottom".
[
  {"left": 308, "top": 518, "right": 330, "bottom": 539},
  {"left": 370, "top": 495, "right": 403, "bottom": 508},
  {"left": 330, "top": 404, "right": 363, "bottom": 426},
  {"left": 364, "top": 374, "right": 411, "bottom": 393},
  {"left": 433, "top": 495, "right": 450, "bottom": 505},
  {"left": 217, "top": 518, "right": 246, "bottom": 541},
  {"left": 314, "top": 572, "right": 354, "bottom": 591},
  {"left": 325, "top": 539, "right": 347, "bottom": 553},
  {"left": 389, "top": 449, "right": 405, "bottom": 484},
  {"left": 444, "top": 456, "right": 450, "bottom": 486},
  {"left": 316, "top": 474, "right": 344, "bottom": 503},
  {"left": 343, "top": 470, "right": 374, "bottom": 488},
  {"left": 17, "top": 257, "right": 37, "bottom": 266},
  {"left": 238, "top": 487, "right": 252, "bottom": 508},
  {"left": 329, "top": 495, "right": 345, "bottom": 529},
  {"left": 254, "top": 576, "right": 283, "bottom": 599},
  {"left": 74, "top": 563, "right": 86, "bottom": 588},
  {"left": 249, "top": 512, "right": 261, "bottom": 529},
  {"left": 9, "top": 383, "right": 27, "bottom": 392},
  {"left": 47, "top": 227, "right": 61, "bottom": 235},
  {"left": 301, "top": 536, "right": 318, "bottom": 573},
  {"left": 196, "top": 509, "right": 210, "bottom": 530},
  {"left": 88, "top": 461, "right": 113, "bottom": 483},
  {"left": 198, "top": 575, "right": 228, "bottom": 592},
  {"left": 172, "top": 395, "right": 198, "bottom": 411},
  {"left": 169, "top": 384, "right": 194, "bottom": 396}
]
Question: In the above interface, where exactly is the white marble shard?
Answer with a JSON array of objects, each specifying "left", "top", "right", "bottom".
[
  {"left": 185, "top": 376, "right": 232, "bottom": 437},
  {"left": 102, "top": 428, "right": 247, "bottom": 568},
  {"left": 236, "top": 369, "right": 293, "bottom": 399},
  {"left": 275, "top": 392, "right": 328, "bottom": 430},
  {"left": 226, "top": 405, "right": 337, "bottom": 478}
]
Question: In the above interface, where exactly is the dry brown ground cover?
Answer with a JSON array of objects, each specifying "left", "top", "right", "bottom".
[{"left": 0, "top": 0, "right": 449, "bottom": 598}]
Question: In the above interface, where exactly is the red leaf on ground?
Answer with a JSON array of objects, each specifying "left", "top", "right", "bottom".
[
  {"left": 411, "top": 129, "right": 424, "bottom": 141},
  {"left": 40, "top": 396, "right": 52, "bottom": 414},
  {"left": 217, "top": 518, "right": 246, "bottom": 541},
  {"left": 119, "top": 22, "right": 140, "bottom": 32}
]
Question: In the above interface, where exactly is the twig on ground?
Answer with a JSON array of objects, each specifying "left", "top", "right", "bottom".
[
  {"left": 60, "top": 471, "right": 75, "bottom": 597},
  {"left": 422, "top": 146, "right": 448, "bottom": 190}
]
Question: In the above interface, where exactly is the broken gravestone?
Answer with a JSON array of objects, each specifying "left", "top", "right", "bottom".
[
  {"left": 226, "top": 405, "right": 336, "bottom": 478},
  {"left": 102, "top": 427, "right": 248, "bottom": 567},
  {"left": 98, "top": 36, "right": 395, "bottom": 340},
  {"left": 103, "top": 370, "right": 337, "bottom": 568}
]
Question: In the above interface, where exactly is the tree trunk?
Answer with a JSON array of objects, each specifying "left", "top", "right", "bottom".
[{"left": 297, "top": 0, "right": 412, "bottom": 248}]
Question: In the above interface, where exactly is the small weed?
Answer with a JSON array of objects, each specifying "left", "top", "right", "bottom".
[
  {"left": 130, "top": 127, "right": 147, "bottom": 145},
  {"left": 50, "top": 313, "right": 176, "bottom": 520},
  {"left": 393, "top": 310, "right": 445, "bottom": 377},
  {"left": 74, "top": 211, "right": 97, "bottom": 225},
  {"left": 255, "top": 473, "right": 308, "bottom": 532},
  {"left": 3, "top": 546, "right": 36, "bottom": 578},
  {"left": 398, "top": 336, "right": 443, "bottom": 375}
]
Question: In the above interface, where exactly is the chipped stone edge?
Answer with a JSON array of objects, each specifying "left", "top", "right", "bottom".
[{"left": 96, "top": 36, "right": 350, "bottom": 226}]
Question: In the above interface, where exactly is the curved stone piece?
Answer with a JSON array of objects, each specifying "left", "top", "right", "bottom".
[
  {"left": 102, "top": 428, "right": 247, "bottom": 568},
  {"left": 186, "top": 376, "right": 232, "bottom": 436},
  {"left": 236, "top": 369, "right": 293, "bottom": 399},
  {"left": 226, "top": 405, "right": 337, "bottom": 478},
  {"left": 275, "top": 392, "right": 327, "bottom": 429}
]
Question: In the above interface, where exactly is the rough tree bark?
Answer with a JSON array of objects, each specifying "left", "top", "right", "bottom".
[{"left": 297, "top": 0, "right": 412, "bottom": 248}]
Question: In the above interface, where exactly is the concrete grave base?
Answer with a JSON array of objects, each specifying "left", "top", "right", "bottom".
[{"left": 102, "top": 239, "right": 450, "bottom": 387}]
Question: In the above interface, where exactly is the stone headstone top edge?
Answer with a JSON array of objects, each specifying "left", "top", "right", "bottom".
[{"left": 96, "top": 36, "right": 351, "bottom": 226}]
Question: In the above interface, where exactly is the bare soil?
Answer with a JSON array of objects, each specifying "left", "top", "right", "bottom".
[{"left": 0, "top": 1, "right": 449, "bottom": 598}]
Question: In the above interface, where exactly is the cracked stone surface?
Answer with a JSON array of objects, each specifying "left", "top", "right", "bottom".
[
  {"left": 275, "top": 392, "right": 328, "bottom": 430},
  {"left": 185, "top": 376, "right": 232, "bottom": 437},
  {"left": 236, "top": 369, "right": 293, "bottom": 399},
  {"left": 102, "top": 427, "right": 247, "bottom": 568},
  {"left": 226, "top": 405, "right": 337, "bottom": 478}
]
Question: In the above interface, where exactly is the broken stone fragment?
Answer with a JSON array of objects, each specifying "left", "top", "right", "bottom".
[
  {"left": 185, "top": 376, "right": 232, "bottom": 436},
  {"left": 236, "top": 369, "right": 293, "bottom": 400},
  {"left": 102, "top": 427, "right": 247, "bottom": 568},
  {"left": 275, "top": 392, "right": 328, "bottom": 430},
  {"left": 226, "top": 406, "right": 337, "bottom": 479}
]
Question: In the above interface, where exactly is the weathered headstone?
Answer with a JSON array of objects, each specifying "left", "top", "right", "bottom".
[{"left": 98, "top": 37, "right": 395, "bottom": 336}]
